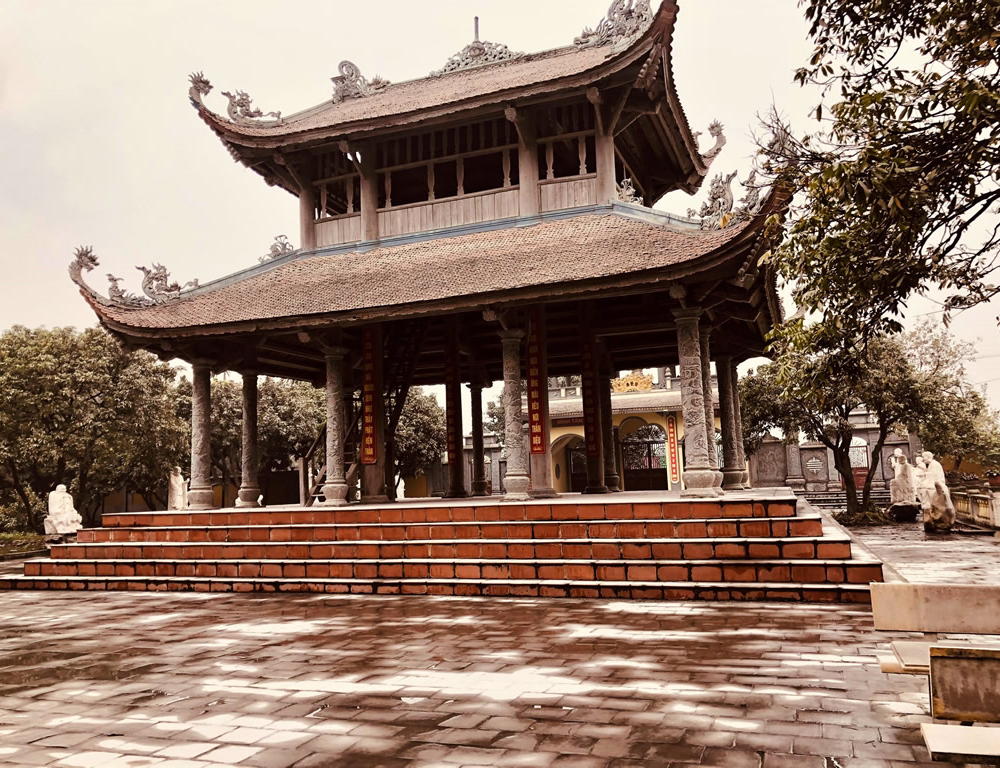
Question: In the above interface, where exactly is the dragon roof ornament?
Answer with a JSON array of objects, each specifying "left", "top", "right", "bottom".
[
  {"left": 699, "top": 120, "right": 727, "bottom": 163},
  {"left": 260, "top": 235, "right": 296, "bottom": 263},
  {"left": 69, "top": 247, "right": 198, "bottom": 309},
  {"left": 687, "top": 170, "right": 766, "bottom": 230},
  {"left": 331, "top": 61, "right": 390, "bottom": 104},
  {"left": 617, "top": 178, "right": 642, "bottom": 204},
  {"left": 188, "top": 72, "right": 282, "bottom": 126},
  {"left": 574, "top": 0, "right": 653, "bottom": 49},
  {"left": 221, "top": 89, "right": 282, "bottom": 125},
  {"left": 432, "top": 17, "right": 523, "bottom": 77}
]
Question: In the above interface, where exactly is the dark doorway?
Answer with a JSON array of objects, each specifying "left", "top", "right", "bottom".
[{"left": 622, "top": 424, "right": 669, "bottom": 491}]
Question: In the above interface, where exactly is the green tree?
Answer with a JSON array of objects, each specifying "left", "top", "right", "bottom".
[
  {"left": 393, "top": 387, "right": 446, "bottom": 482},
  {"left": 179, "top": 375, "right": 324, "bottom": 503},
  {"left": 741, "top": 332, "right": 925, "bottom": 515},
  {"left": 0, "top": 326, "right": 186, "bottom": 529},
  {"left": 761, "top": 0, "right": 1000, "bottom": 354},
  {"left": 484, "top": 397, "right": 506, "bottom": 448}
]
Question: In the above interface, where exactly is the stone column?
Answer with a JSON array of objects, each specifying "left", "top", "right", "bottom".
[
  {"left": 499, "top": 329, "right": 530, "bottom": 500},
  {"left": 444, "top": 319, "right": 468, "bottom": 498},
  {"left": 672, "top": 309, "right": 717, "bottom": 496},
  {"left": 468, "top": 381, "right": 488, "bottom": 496},
  {"left": 599, "top": 365, "right": 621, "bottom": 492},
  {"left": 716, "top": 355, "right": 743, "bottom": 492},
  {"left": 321, "top": 346, "right": 349, "bottom": 505},
  {"left": 699, "top": 328, "right": 723, "bottom": 490},
  {"left": 729, "top": 360, "right": 750, "bottom": 488},
  {"left": 785, "top": 436, "right": 806, "bottom": 492},
  {"left": 188, "top": 362, "right": 214, "bottom": 510},
  {"left": 236, "top": 371, "right": 262, "bottom": 507}
]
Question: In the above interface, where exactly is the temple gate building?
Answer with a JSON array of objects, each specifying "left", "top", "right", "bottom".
[{"left": 1, "top": 0, "right": 884, "bottom": 600}]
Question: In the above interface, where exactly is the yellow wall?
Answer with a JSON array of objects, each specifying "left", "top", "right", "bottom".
[{"left": 548, "top": 411, "right": 712, "bottom": 492}]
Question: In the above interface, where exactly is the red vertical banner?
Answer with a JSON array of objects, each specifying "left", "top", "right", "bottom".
[
  {"left": 667, "top": 414, "right": 680, "bottom": 484},
  {"left": 580, "top": 336, "right": 600, "bottom": 458},
  {"left": 527, "top": 309, "right": 547, "bottom": 455},
  {"left": 361, "top": 328, "right": 378, "bottom": 465}
]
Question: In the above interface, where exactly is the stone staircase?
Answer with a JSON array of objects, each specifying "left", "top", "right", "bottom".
[
  {"left": 0, "top": 495, "right": 883, "bottom": 602},
  {"left": 806, "top": 489, "right": 892, "bottom": 512}
]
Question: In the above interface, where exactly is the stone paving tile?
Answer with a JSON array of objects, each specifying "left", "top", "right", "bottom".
[
  {"left": 0, "top": 588, "right": 965, "bottom": 767},
  {"left": 852, "top": 523, "right": 1000, "bottom": 584}
]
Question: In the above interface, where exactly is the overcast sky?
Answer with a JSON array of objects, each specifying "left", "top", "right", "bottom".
[{"left": 2, "top": 0, "right": 998, "bottom": 408}]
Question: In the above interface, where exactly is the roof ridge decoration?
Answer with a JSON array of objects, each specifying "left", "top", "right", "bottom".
[
  {"left": 696, "top": 120, "right": 727, "bottom": 164},
  {"left": 260, "top": 235, "right": 296, "bottom": 263},
  {"left": 687, "top": 171, "right": 766, "bottom": 230},
  {"left": 617, "top": 178, "right": 642, "bottom": 204},
  {"left": 574, "top": 0, "right": 653, "bottom": 49},
  {"left": 188, "top": 72, "right": 283, "bottom": 127},
  {"left": 221, "top": 89, "right": 282, "bottom": 126},
  {"left": 431, "top": 18, "right": 523, "bottom": 77},
  {"left": 332, "top": 61, "right": 390, "bottom": 103},
  {"left": 69, "top": 247, "right": 198, "bottom": 309}
]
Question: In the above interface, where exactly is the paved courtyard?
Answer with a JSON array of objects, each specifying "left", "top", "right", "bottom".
[{"left": 1, "top": 519, "right": 997, "bottom": 768}]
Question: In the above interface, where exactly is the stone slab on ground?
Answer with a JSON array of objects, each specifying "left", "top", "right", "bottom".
[
  {"left": 852, "top": 524, "right": 1000, "bottom": 585},
  {"left": 0, "top": 588, "right": 956, "bottom": 768}
]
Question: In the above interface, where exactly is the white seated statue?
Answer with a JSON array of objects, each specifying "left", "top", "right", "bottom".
[
  {"left": 168, "top": 466, "right": 188, "bottom": 511},
  {"left": 919, "top": 451, "right": 956, "bottom": 532},
  {"left": 44, "top": 484, "right": 83, "bottom": 537},
  {"left": 889, "top": 448, "right": 916, "bottom": 505}
]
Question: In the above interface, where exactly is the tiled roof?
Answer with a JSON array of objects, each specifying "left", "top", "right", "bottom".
[
  {"left": 87, "top": 210, "right": 753, "bottom": 334},
  {"left": 203, "top": 46, "right": 613, "bottom": 139}
]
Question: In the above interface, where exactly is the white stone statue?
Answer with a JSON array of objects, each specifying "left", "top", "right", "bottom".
[
  {"left": 44, "top": 484, "right": 83, "bottom": 537},
  {"left": 919, "top": 451, "right": 956, "bottom": 532},
  {"left": 889, "top": 449, "right": 916, "bottom": 505},
  {"left": 168, "top": 466, "right": 188, "bottom": 510}
]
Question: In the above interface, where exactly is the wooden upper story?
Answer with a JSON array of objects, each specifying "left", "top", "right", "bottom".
[{"left": 189, "top": 1, "right": 724, "bottom": 249}]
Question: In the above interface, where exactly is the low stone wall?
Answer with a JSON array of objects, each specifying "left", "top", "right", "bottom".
[{"left": 951, "top": 487, "right": 1000, "bottom": 529}]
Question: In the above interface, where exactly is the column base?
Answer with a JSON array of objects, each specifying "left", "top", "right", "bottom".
[
  {"left": 786, "top": 476, "right": 806, "bottom": 492},
  {"left": 235, "top": 486, "right": 262, "bottom": 508},
  {"left": 721, "top": 468, "right": 744, "bottom": 491},
  {"left": 321, "top": 483, "right": 348, "bottom": 506},
  {"left": 471, "top": 481, "right": 489, "bottom": 496},
  {"left": 504, "top": 473, "right": 531, "bottom": 500},
  {"left": 444, "top": 490, "right": 470, "bottom": 499},
  {"left": 361, "top": 494, "right": 391, "bottom": 504},
  {"left": 188, "top": 487, "right": 214, "bottom": 511},
  {"left": 529, "top": 486, "right": 557, "bottom": 499},
  {"left": 605, "top": 474, "right": 622, "bottom": 492},
  {"left": 584, "top": 486, "right": 609, "bottom": 494},
  {"left": 680, "top": 469, "right": 719, "bottom": 498}
]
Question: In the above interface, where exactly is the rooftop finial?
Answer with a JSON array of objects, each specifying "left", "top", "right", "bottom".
[{"left": 474, "top": 16, "right": 480, "bottom": 41}]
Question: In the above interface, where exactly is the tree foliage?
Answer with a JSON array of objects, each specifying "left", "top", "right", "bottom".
[
  {"left": 0, "top": 327, "right": 186, "bottom": 530},
  {"left": 762, "top": 0, "right": 1000, "bottom": 353},
  {"left": 393, "top": 387, "right": 446, "bottom": 481},
  {"left": 484, "top": 396, "right": 506, "bottom": 448},
  {"left": 740, "top": 332, "right": 925, "bottom": 515}
]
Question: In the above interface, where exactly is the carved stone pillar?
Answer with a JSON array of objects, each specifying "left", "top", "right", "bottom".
[
  {"left": 729, "top": 359, "right": 750, "bottom": 488},
  {"left": 469, "top": 381, "right": 488, "bottom": 496},
  {"left": 321, "top": 346, "right": 349, "bottom": 505},
  {"left": 716, "top": 355, "right": 743, "bottom": 492},
  {"left": 499, "top": 329, "right": 530, "bottom": 500},
  {"left": 785, "top": 435, "right": 806, "bottom": 492},
  {"left": 672, "top": 310, "right": 717, "bottom": 497},
  {"left": 444, "top": 319, "right": 467, "bottom": 498},
  {"left": 188, "top": 362, "right": 214, "bottom": 510},
  {"left": 600, "top": 365, "right": 621, "bottom": 492},
  {"left": 236, "top": 371, "right": 261, "bottom": 507},
  {"left": 699, "top": 328, "right": 723, "bottom": 490}
]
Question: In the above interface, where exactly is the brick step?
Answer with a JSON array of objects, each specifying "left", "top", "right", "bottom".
[
  {"left": 52, "top": 534, "right": 852, "bottom": 562},
  {"left": 23, "top": 557, "right": 882, "bottom": 585},
  {"left": 76, "top": 515, "right": 823, "bottom": 545},
  {"left": 0, "top": 574, "right": 874, "bottom": 603},
  {"left": 101, "top": 498, "right": 797, "bottom": 528}
]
